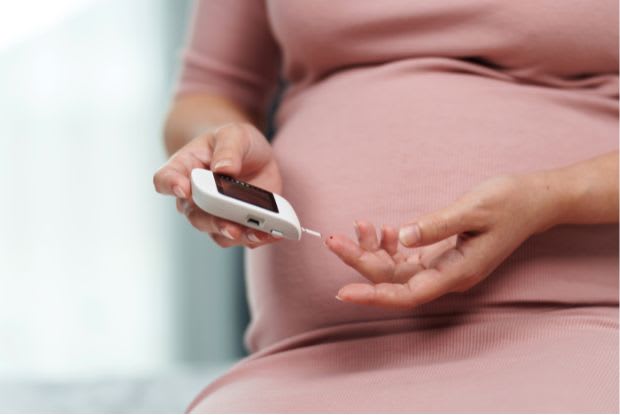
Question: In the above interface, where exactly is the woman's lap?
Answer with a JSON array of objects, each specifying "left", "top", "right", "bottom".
[{"left": 189, "top": 306, "right": 618, "bottom": 413}]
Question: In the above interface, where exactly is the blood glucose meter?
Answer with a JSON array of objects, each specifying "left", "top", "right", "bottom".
[{"left": 190, "top": 168, "right": 321, "bottom": 241}]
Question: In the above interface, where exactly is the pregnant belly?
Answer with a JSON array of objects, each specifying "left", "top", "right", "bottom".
[{"left": 244, "top": 59, "right": 619, "bottom": 352}]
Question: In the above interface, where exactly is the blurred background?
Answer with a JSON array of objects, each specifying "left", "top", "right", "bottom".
[{"left": 0, "top": 0, "right": 249, "bottom": 412}]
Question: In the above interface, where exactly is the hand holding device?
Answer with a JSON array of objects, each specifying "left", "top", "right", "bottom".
[{"left": 154, "top": 122, "right": 287, "bottom": 248}]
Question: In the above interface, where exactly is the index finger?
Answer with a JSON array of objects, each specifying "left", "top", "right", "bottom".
[
  {"left": 325, "top": 234, "right": 397, "bottom": 283},
  {"left": 153, "top": 140, "right": 211, "bottom": 198},
  {"left": 153, "top": 165, "right": 190, "bottom": 198}
]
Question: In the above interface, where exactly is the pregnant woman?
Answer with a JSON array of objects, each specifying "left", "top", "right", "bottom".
[{"left": 154, "top": 1, "right": 619, "bottom": 412}]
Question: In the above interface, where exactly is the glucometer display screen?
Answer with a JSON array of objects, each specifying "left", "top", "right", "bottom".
[{"left": 214, "top": 173, "right": 279, "bottom": 213}]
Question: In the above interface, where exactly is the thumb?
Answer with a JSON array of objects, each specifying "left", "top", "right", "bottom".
[
  {"left": 399, "top": 202, "right": 476, "bottom": 247},
  {"left": 209, "top": 123, "right": 272, "bottom": 178},
  {"left": 209, "top": 123, "right": 250, "bottom": 177}
]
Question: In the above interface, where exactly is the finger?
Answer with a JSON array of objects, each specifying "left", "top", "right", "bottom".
[
  {"left": 324, "top": 235, "right": 364, "bottom": 268},
  {"left": 399, "top": 200, "right": 482, "bottom": 247},
  {"left": 379, "top": 225, "right": 399, "bottom": 256},
  {"left": 184, "top": 203, "right": 245, "bottom": 240},
  {"left": 336, "top": 282, "right": 419, "bottom": 309},
  {"left": 245, "top": 229, "right": 281, "bottom": 246},
  {"left": 337, "top": 270, "right": 451, "bottom": 309},
  {"left": 209, "top": 123, "right": 277, "bottom": 181},
  {"left": 154, "top": 141, "right": 210, "bottom": 198},
  {"left": 325, "top": 234, "right": 395, "bottom": 283},
  {"left": 211, "top": 233, "right": 240, "bottom": 248},
  {"left": 354, "top": 220, "right": 380, "bottom": 251},
  {"left": 418, "top": 236, "right": 458, "bottom": 268},
  {"left": 153, "top": 165, "right": 191, "bottom": 199},
  {"left": 339, "top": 236, "right": 493, "bottom": 308},
  {"left": 208, "top": 124, "right": 250, "bottom": 176},
  {"left": 184, "top": 200, "right": 279, "bottom": 247},
  {"left": 212, "top": 231, "right": 272, "bottom": 249}
]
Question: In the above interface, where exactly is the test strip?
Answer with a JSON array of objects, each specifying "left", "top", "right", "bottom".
[{"left": 301, "top": 227, "right": 322, "bottom": 238}]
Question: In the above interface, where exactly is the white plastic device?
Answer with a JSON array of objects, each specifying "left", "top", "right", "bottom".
[{"left": 190, "top": 168, "right": 321, "bottom": 241}]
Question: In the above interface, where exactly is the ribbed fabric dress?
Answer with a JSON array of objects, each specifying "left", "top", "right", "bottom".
[{"left": 177, "top": 1, "right": 619, "bottom": 412}]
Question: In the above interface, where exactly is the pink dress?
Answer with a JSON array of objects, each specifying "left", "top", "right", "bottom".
[{"left": 177, "top": 1, "right": 619, "bottom": 412}]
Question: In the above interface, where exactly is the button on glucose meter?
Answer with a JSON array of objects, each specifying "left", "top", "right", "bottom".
[
  {"left": 270, "top": 229, "right": 284, "bottom": 238},
  {"left": 190, "top": 168, "right": 321, "bottom": 241}
]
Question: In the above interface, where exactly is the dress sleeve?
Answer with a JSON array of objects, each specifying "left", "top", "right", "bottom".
[{"left": 175, "top": 0, "right": 281, "bottom": 114}]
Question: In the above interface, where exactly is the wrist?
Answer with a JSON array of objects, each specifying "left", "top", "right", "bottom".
[
  {"left": 522, "top": 152, "right": 619, "bottom": 231},
  {"left": 520, "top": 170, "right": 571, "bottom": 234}
]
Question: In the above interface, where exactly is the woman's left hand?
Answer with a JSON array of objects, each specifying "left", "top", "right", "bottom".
[{"left": 325, "top": 174, "right": 559, "bottom": 309}]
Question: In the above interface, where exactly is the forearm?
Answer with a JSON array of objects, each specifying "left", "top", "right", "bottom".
[
  {"left": 539, "top": 151, "right": 619, "bottom": 228},
  {"left": 163, "top": 93, "right": 262, "bottom": 156}
]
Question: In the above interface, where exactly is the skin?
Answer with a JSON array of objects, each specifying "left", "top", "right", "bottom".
[
  {"left": 154, "top": 94, "right": 282, "bottom": 249},
  {"left": 155, "top": 93, "right": 618, "bottom": 309},
  {"left": 326, "top": 154, "right": 618, "bottom": 309}
]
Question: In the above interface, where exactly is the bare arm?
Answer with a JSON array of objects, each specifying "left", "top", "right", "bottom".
[
  {"left": 163, "top": 93, "right": 262, "bottom": 156},
  {"left": 155, "top": 1, "right": 283, "bottom": 249},
  {"left": 544, "top": 151, "right": 619, "bottom": 227}
]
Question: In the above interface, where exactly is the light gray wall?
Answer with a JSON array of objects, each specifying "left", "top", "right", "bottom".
[{"left": 162, "top": 0, "right": 250, "bottom": 365}]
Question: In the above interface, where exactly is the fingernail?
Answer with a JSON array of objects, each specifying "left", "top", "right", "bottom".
[
  {"left": 247, "top": 232, "right": 260, "bottom": 243},
  {"left": 221, "top": 228, "right": 234, "bottom": 240},
  {"left": 335, "top": 295, "right": 343, "bottom": 301},
  {"left": 173, "top": 185, "right": 186, "bottom": 199},
  {"left": 399, "top": 224, "right": 420, "bottom": 246},
  {"left": 381, "top": 224, "right": 390, "bottom": 237},
  {"left": 213, "top": 159, "right": 232, "bottom": 171},
  {"left": 181, "top": 201, "right": 191, "bottom": 215},
  {"left": 353, "top": 221, "right": 360, "bottom": 239}
]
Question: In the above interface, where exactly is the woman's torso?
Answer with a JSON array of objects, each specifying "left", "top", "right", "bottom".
[{"left": 244, "top": 0, "right": 619, "bottom": 352}]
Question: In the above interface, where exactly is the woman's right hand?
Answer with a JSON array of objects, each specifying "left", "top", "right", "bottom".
[{"left": 153, "top": 122, "right": 283, "bottom": 248}]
